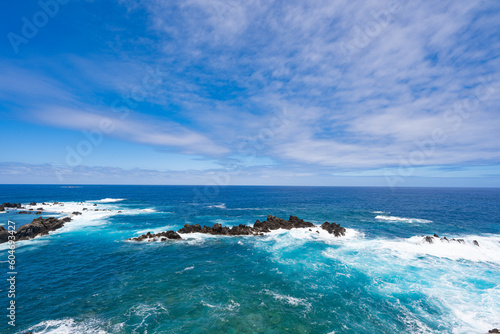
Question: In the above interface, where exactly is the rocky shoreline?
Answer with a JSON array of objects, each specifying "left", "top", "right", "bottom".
[
  {"left": 0, "top": 200, "right": 113, "bottom": 244},
  {"left": 128, "top": 215, "right": 347, "bottom": 242},
  {"left": 0, "top": 216, "right": 72, "bottom": 243}
]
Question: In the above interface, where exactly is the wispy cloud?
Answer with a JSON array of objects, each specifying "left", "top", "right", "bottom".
[
  {"left": 2, "top": 0, "right": 500, "bottom": 185},
  {"left": 32, "top": 107, "right": 229, "bottom": 155},
  {"left": 121, "top": 0, "right": 500, "bottom": 171}
]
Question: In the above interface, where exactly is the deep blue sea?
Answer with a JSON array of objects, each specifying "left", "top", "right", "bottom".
[{"left": 0, "top": 185, "right": 499, "bottom": 333}]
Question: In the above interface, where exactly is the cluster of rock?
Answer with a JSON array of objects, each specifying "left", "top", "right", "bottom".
[
  {"left": 82, "top": 208, "right": 111, "bottom": 212},
  {"left": 422, "top": 234, "right": 479, "bottom": 246},
  {"left": 128, "top": 215, "right": 347, "bottom": 242},
  {"left": 0, "top": 203, "right": 22, "bottom": 211},
  {"left": 320, "top": 222, "right": 347, "bottom": 237},
  {"left": 129, "top": 230, "right": 182, "bottom": 242},
  {"left": 0, "top": 216, "right": 72, "bottom": 243}
]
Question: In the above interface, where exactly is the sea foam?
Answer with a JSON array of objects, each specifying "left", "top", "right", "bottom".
[{"left": 375, "top": 215, "right": 432, "bottom": 224}]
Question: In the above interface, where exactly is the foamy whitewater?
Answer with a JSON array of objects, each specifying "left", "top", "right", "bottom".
[{"left": 0, "top": 185, "right": 499, "bottom": 333}]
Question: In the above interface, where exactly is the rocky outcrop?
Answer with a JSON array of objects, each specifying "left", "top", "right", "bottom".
[
  {"left": 29, "top": 202, "right": 37, "bottom": 206},
  {"left": 131, "top": 215, "right": 347, "bottom": 242},
  {"left": 0, "top": 203, "right": 22, "bottom": 211},
  {"left": 489, "top": 329, "right": 499, "bottom": 333},
  {"left": 0, "top": 226, "right": 9, "bottom": 243},
  {"left": 0, "top": 217, "right": 72, "bottom": 243},
  {"left": 422, "top": 234, "right": 479, "bottom": 246},
  {"left": 178, "top": 215, "right": 316, "bottom": 236},
  {"left": 127, "top": 230, "right": 181, "bottom": 242},
  {"left": 320, "top": 222, "right": 346, "bottom": 236},
  {"left": 178, "top": 223, "right": 259, "bottom": 236},
  {"left": 253, "top": 215, "right": 315, "bottom": 232}
]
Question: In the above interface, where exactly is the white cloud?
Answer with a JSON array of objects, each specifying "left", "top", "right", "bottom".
[
  {"left": 3, "top": 0, "right": 500, "bottom": 182},
  {"left": 32, "top": 107, "right": 229, "bottom": 155}
]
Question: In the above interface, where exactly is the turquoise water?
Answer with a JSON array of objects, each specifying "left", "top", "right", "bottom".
[{"left": 0, "top": 185, "right": 499, "bottom": 333}]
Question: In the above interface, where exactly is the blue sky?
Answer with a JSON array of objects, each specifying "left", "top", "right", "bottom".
[{"left": 1, "top": 0, "right": 499, "bottom": 186}]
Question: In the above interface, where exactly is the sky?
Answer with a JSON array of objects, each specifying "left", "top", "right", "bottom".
[{"left": 0, "top": 0, "right": 499, "bottom": 186}]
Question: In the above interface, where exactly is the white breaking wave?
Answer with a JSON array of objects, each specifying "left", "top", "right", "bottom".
[
  {"left": 322, "top": 234, "right": 500, "bottom": 264},
  {"left": 90, "top": 198, "right": 126, "bottom": 203},
  {"left": 322, "top": 234, "right": 500, "bottom": 333},
  {"left": 0, "top": 200, "right": 137, "bottom": 250},
  {"left": 382, "top": 234, "right": 500, "bottom": 264},
  {"left": 263, "top": 289, "right": 312, "bottom": 310},
  {"left": 201, "top": 299, "right": 240, "bottom": 311},
  {"left": 21, "top": 318, "right": 113, "bottom": 334},
  {"left": 207, "top": 203, "right": 226, "bottom": 209},
  {"left": 375, "top": 215, "right": 432, "bottom": 224},
  {"left": 260, "top": 226, "right": 361, "bottom": 245}
]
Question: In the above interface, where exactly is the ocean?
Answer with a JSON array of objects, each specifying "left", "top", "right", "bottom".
[{"left": 0, "top": 185, "right": 499, "bottom": 333}]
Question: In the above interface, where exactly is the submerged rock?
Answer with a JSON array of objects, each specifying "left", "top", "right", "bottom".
[{"left": 0, "top": 216, "right": 72, "bottom": 243}]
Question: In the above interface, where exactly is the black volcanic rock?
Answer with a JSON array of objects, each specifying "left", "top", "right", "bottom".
[
  {"left": 18, "top": 211, "right": 31, "bottom": 214},
  {"left": 131, "top": 215, "right": 346, "bottom": 242},
  {"left": 0, "top": 216, "right": 72, "bottom": 243},
  {"left": 0, "top": 226, "right": 9, "bottom": 243},
  {"left": 253, "top": 215, "right": 315, "bottom": 232},
  {"left": 128, "top": 230, "right": 181, "bottom": 242},
  {"left": 489, "top": 329, "right": 499, "bottom": 333},
  {"left": 2, "top": 203, "right": 22, "bottom": 209},
  {"left": 177, "top": 215, "right": 315, "bottom": 237},
  {"left": 30, "top": 202, "right": 37, "bottom": 206},
  {"left": 423, "top": 236, "right": 434, "bottom": 244},
  {"left": 422, "top": 235, "right": 479, "bottom": 246},
  {"left": 320, "top": 222, "right": 346, "bottom": 237}
]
